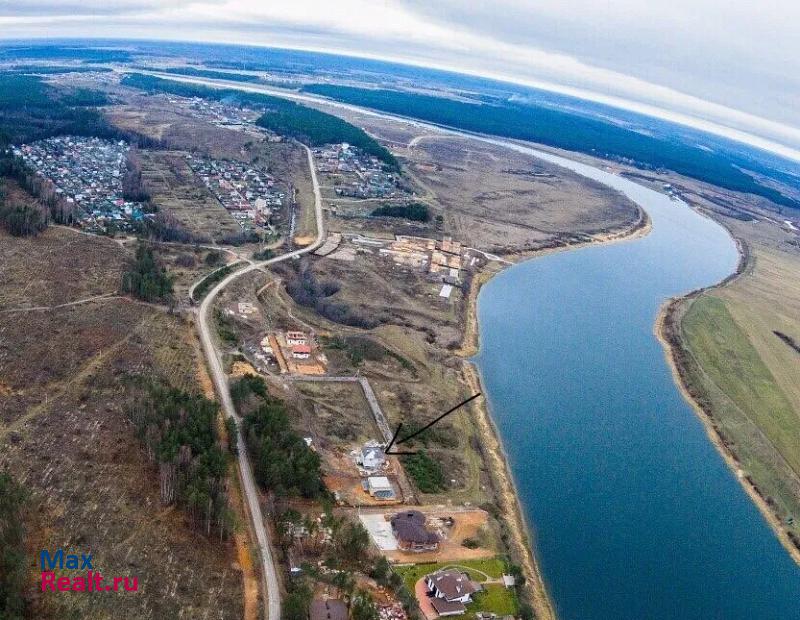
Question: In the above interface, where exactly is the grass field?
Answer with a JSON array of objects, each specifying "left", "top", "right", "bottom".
[
  {"left": 468, "top": 584, "right": 519, "bottom": 616},
  {"left": 394, "top": 557, "right": 508, "bottom": 590},
  {"left": 682, "top": 296, "right": 800, "bottom": 475},
  {"left": 676, "top": 218, "right": 800, "bottom": 544}
]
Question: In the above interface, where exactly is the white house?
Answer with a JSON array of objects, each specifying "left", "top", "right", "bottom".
[
  {"left": 286, "top": 331, "right": 307, "bottom": 346},
  {"left": 358, "top": 441, "right": 385, "bottom": 471}
]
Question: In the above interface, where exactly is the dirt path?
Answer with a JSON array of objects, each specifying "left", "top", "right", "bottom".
[
  {"left": 0, "top": 293, "right": 122, "bottom": 314},
  {"left": 0, "top": 311, "right": 157, "bottom": 442}
]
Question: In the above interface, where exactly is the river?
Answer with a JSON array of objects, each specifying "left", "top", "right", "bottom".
[
  {"left": 147, "top": 72, "right": 800, "bottom": 618},
  {"left": 474, "top": 150, "right": 800, "bottom": 619}
]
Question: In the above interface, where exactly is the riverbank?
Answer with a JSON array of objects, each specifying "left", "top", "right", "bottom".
[
  {"left": 655, "top": 215, "right": 800, "bottom": 566},
  {"left": 461, "top": 361, "right": 556, "bottom": 620},
  {"left": 458, "top": 208, "right": 651, "bottom": 359},
  {"left": 456, "top": 204, "right": 652, "bottom": 620}
]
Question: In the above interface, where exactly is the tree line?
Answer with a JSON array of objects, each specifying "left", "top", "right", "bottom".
[
  {"left": 371, "top": 202, "right": 430, "bottom": 222},
  {"left": 232, "top": 375, "right": 325, "bottom": 499},
  {"left": 125, "top": 380, "right": 235, "bottom": 538},
  {"left": 120, "top": 73, "right": 399, "bottom": 171},
  {"left": 121, "top": 242, "right": 174, "bottom": 303}
]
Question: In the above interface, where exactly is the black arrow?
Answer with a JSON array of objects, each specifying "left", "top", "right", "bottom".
[
  {"left": 384, "top": 392, "right": 482, "bottom": 455},
  {"left": 383, "top": 423, "right": 418, "bottom": 455}
]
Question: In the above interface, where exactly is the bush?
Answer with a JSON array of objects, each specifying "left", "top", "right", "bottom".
[
  {"left": 371, "top": 202, "right": 430, "bottom": 222},
  {"left": 403, "top": 452, "right": 446, "bottom": 493},
  {"left": 175, "top": 253, "right": 196, "bottom": 268}
]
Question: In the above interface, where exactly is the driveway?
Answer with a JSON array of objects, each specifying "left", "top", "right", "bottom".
[{"left": 414, "top": 578, "right": 437, "bottom": 620}]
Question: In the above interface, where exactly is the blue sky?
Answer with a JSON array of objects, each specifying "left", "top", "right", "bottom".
[{"left": 2, "top": 0, "right": 799, "bottom": 160}]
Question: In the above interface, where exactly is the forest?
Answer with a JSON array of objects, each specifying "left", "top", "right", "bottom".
[
  {"left": 125, "top": 380, "right": 235, "bottom": 538},
  {"left": 120, "top": 73, "right": 398, "bottom": 170},
  {"left": 233, "top": 375, "right": 325, "bottom": 499},
  {"left": 303, "top": 84, "right": 800, "bottom": 211},
  {"left": 121, "top": 242, "right": 175, "bottom": 303}
]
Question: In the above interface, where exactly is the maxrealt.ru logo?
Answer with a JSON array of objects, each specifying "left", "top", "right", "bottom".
[{"left": 40, "top": 550, "right": 138, "bottom": 593}]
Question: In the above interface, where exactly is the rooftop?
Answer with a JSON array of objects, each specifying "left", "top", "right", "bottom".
[
  {"left": 391, "top": 510, "right": 440, "bottom": 545},
  {"left": 427, "top": 570, "right": 479, "bottom": 601}
]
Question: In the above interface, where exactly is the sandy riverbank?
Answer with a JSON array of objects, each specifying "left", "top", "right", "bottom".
[
  {"left": 458, "top": 209, "right": 651, "bottom": 359},
  {"left": 654, "top": 223, "right": 800, "bottom": 566},
  {"left": 455, "top": 207, "right": 651, "bottom": 620}
]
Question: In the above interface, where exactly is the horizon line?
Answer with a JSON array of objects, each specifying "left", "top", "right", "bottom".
[{"left": 3, "top": 34, "right": 800, "bottom": 166}]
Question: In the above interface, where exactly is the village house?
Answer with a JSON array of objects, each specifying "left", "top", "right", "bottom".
[
  {"left": 390, "top": 510, "right": 440, "bottom": 552},
  {"left": 291, "top": 344, "right": 312, "bottom": 360},
  {"left": 358, "top": 440, "right": 386, "bottom": 471},
  {"left": 286, "top": 330, "right": 308, "bottom": 346},
  {"left": 425, "top": 569, "right": 480, "bottom": 617}
]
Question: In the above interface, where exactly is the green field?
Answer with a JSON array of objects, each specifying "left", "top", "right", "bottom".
[
  {"left": 682, "top": 296, "right": 800, "bottom": 474},
  {"left": 467, "top": 584, "right": 518, "bottom": 616},
  {"left": 394, "top": 557, "right": 507, "bottom": 590},
  {"left": 394, "top": 557, "right": 517, "bottom": 616},
  {"left": 681, "top": 294, "right": 800, "bottom": 531}
]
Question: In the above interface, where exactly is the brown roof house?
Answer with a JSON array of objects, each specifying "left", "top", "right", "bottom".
[
  {"left": 425, "top": 569, "right": 480, "bottom": 616},
  {"left": 310, "top": 600, "right": 348, "bottom": 620},
  {"left": 390, "top": 510, "right": 440, "bottom": 552}
]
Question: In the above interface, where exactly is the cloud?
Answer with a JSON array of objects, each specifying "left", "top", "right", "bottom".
[{"left": 1, "top": 0, "right": 799, "bottom": 159}]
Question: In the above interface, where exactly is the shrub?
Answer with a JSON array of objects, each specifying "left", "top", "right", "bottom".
[{"left": 403, "top": 452, "right": 446, "bottom": 493}]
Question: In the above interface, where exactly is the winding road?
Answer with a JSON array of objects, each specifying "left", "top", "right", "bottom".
[{"left": 195, "top": 144, "right": 324, "bottom": 620}]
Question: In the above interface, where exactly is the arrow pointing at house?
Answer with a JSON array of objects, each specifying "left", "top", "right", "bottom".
[{"left": 384, "top": 393, "right": 482, "bottom": 455}]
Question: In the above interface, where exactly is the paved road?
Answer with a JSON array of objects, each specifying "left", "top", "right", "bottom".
[{"left": 196, "top": 144, "right": 324, "bottom": 620}]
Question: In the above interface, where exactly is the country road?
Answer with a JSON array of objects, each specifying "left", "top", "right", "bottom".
[
  {"left": 145, "top": 69, "right": 558, "bottom": 620},
  {"left": 196, "top": 144, "right": 324, "bottom": 620}
]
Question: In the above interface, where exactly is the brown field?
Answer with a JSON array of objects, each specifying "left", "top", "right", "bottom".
[
  {"left": 301, "top": 101, "right": 641, "bottom": 255},
  {"left": 403, "top": 136, "right": 641, "bottom": 253},
  {"left": 0, "top": 229, "right": 244, "bottom": 619},
  {"left": 138, "top": 149, "right": 241, "bottom": 242},
  {"left": 0, "top": 226, "right": 124, "bottom": 309}
]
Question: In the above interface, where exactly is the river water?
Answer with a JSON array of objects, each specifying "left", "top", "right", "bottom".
[{"left": 474, "top": 149, "right": 800, "bottom": 619}]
